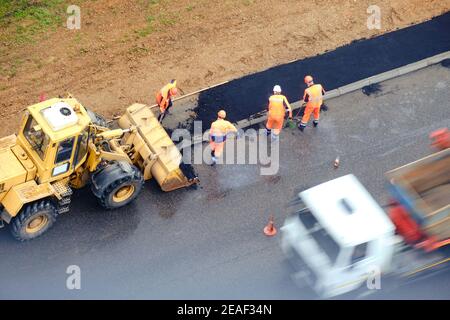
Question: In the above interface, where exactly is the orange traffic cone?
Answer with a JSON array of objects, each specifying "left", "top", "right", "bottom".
[{"left": 263, "top": 215, "right": 277, "bottom": 237}]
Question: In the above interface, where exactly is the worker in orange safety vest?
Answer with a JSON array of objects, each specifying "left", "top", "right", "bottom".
[
  {"left": 156, "top": 79, "right": 178, "bottom": 123},
  {"left": 209, "top": 110, "right": 238, "bottom": 165},
  {"left": 298, "top": 75, "right": 325, "bottom": 132},
  {"left": 266, "top": 85, "right": 292, "bottom": 140}
]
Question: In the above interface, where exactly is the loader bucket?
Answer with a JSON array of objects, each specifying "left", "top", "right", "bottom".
[{"left": 118, "top": 104, "right": 198, "bottom": 192}]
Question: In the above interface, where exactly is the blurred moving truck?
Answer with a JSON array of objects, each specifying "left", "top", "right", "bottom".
[{"left": 281, "top": 146, "right": 450, "bottom": 298}]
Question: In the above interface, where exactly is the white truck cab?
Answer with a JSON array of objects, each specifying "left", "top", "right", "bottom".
[{"left": 281, "top": 174, "right": 397, "bottom": 298}]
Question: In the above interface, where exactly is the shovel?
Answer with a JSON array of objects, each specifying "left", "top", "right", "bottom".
[{"left": 285, "top": 104, "right": 306, "bottom": 129}]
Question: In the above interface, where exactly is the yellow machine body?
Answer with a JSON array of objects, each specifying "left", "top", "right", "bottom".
[
  {"left": 118, "top": 104, "right": 196, "bottom": 191},
  {"left": 0, "top": 96, "right": 196, "bottom": 225}
]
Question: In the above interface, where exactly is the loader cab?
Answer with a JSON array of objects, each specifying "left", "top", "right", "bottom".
[
  {"left": 281, "top": 175, "right": 396, "bottom": 298},
  {"left": 17, "top": 98, "right": 92, "bottom": 183}
]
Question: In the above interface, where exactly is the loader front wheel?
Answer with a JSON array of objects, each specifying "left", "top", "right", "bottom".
[
  {"left": 112, "top": 185, "right": 136, "bottom": 203},
  {"left": 10, "top": 200, "right": 57, "bottom": 241},
  {"left": 92, "top": 162, "right": 144, "bottom": 209}
]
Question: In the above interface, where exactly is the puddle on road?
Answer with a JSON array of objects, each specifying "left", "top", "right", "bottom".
[
  {"left": 441, "top": 59, "right": 450, "bottom": 69},
  {"left": 206, "top": 189, "right": 230, "bottom": 201},
  {"left": 263, "top": 175, "right": 281, "bottom": 185},
  {"left": 159, "top": 207, "right": 176, "bottom": 219},
  {"left": 362, "top": 83, "right": 383, "bottom": 96}
]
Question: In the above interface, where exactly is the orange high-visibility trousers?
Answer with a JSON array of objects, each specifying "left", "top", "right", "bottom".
[
  {"left": 266, "top": 116, "right": 284, "bottom": 135},
  {"left": 266, "top": 94, "right": 291, "bottom": 135},
  {"left": 156, "top": 92, "right": 171, "bottom": 113},
  {"left": 301, "top": 105, "right": 320, "bottom": 124},
  {"left": 209, "top": 118, "right": 237, "bottom": 158}
]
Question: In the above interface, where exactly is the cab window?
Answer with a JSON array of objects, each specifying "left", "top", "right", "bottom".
[
  {"left": 298, "top": 209, "right": 340, "bottom": 264},
  {"left": 351, "top": 243, "right": 368, "bottom": 265},
  {"left": 23, "top": 115, "right": 50, "bottom": 160},
  {"left": 55, "top": 137, "right": 75, "bottom": 164},
  {"left": 74, "top": 130, "right": 89, "bottom": 166}
]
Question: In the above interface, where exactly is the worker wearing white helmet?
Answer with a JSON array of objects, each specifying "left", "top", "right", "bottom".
[
  {"left": 209, "top": 109, "right": 238, "bottom": 165},
  {"left": 266, "top": 85, "right": 292, "bottom": 140}
]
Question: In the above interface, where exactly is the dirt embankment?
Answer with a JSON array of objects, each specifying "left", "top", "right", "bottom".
[{"left": 0, "top": 0, "right": 449, "bottom": 136}]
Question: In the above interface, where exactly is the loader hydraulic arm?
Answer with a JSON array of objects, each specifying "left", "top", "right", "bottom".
[
  {"left": 95, "top": 127, "right": 135, "bottom": 140},
  {"left": 85, "top": 127, "right": 137, "bottom": 173}
]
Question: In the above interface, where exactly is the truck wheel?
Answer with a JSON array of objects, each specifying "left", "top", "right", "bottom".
[
  {"left": 10, "top": 200, "right": 57, "bottom": 241},
  {"left": 91, "top": 161, "right": 144, "bottom": 209}
]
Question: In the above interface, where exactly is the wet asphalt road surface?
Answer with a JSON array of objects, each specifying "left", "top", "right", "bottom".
[{"left": 0, "top": 64, "right": 449, "bottom": 299}]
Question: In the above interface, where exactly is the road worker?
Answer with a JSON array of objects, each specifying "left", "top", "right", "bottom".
[
  {"left": 298, "top": 75, "right": 325, "bottom": 132},
  {"left": 266, "top": 85, "right": 292, "bottom": 140},
  {"left": 209, "top": 110, "right": 238, "bottom": 165},
  {"left": 156, "top": 79, "right": 178, "bottom": 123}
]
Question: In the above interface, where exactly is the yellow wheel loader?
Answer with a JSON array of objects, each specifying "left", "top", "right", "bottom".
[{"left": 0, "top": 96, "right": 198, "bottom": 241}]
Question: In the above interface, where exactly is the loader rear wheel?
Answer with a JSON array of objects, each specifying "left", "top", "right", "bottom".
[
  {"left": 10, "top": 200, "right": 57, "bottom": 241},
  {"left": 92, "top": 161, "right": 144, "bottom": 209}
]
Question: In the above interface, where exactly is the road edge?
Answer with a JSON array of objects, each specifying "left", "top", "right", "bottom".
[
  {"left": 173, "top": 50, "right": 450, "bottom": 146},
  {"left": 232, "top": 51, "right": 450, "bottom": 129}
]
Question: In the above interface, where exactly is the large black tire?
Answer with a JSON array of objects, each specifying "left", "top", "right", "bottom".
[
  {"left": 91, "top": 161, "right": 144, "bottom": 209},
  {"left": 10, "top": 200, "right": 57, "bottom": 241}
]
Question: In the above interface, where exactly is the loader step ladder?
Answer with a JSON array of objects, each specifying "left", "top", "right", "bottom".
[{"left": 51, "top": 181, "right": 73, "bottom": 214}]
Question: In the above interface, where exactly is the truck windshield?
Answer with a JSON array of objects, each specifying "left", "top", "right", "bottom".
[
  {"left": 298, "top": 210, "right": 340, "bottom": 264},
  {"left": 23, "top": 115, "right": 50, "bottom": 160}
]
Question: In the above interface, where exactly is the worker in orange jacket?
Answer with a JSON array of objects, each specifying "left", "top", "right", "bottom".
[
  {"left": 298, "top": 75, "right": 325, "bottom": 132},
  {"left": 156, "top": 79, "right": 178, "bottom": 123},
  {"left": 266, "top": 85, "right": 292, "bottom": 140},
  {"left": 209, "top": 110, "right": 238, "bottom": 165}
]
